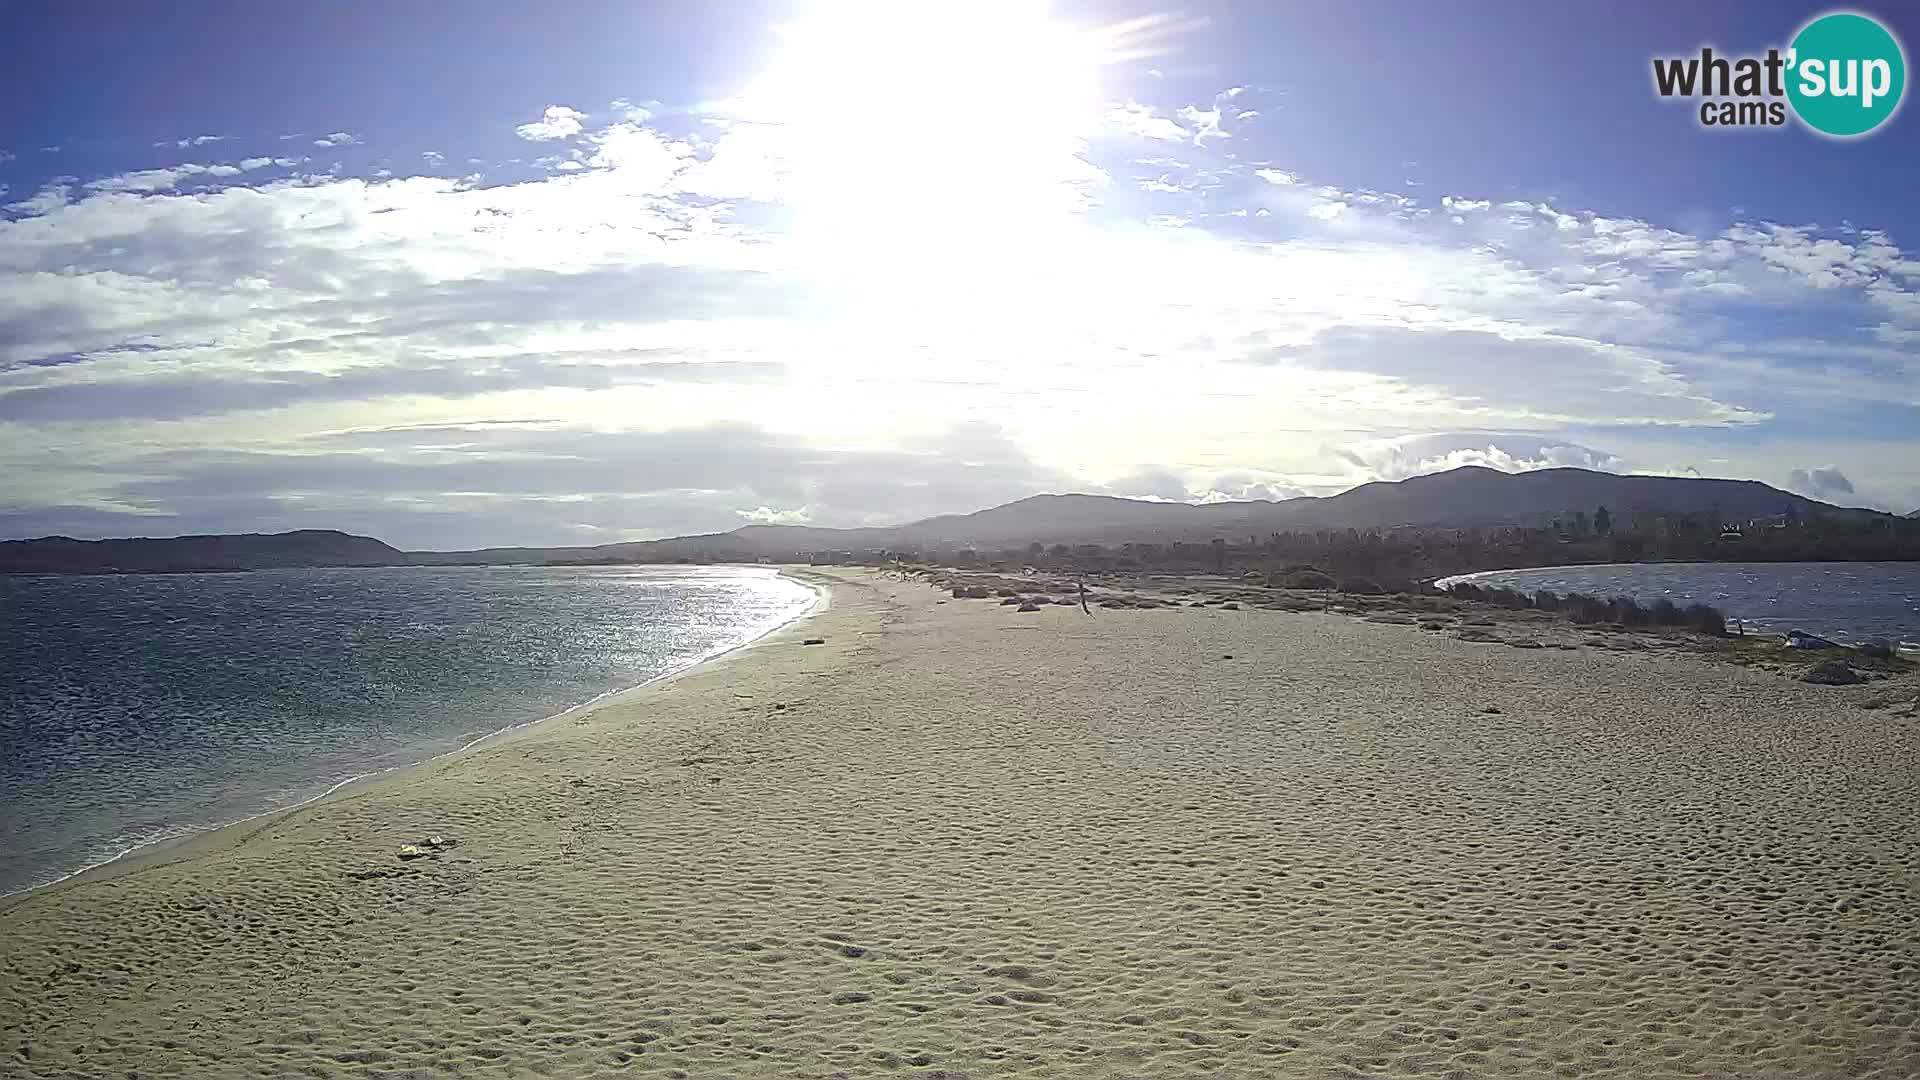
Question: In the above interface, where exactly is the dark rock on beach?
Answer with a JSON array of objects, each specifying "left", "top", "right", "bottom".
[{"left": 1802, "top": 660, "right": 1865, "bottom": 686}]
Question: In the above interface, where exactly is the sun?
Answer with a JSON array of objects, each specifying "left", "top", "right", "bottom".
[{"left": 735, "top": 1, "right": 1128, "bottom": 286}]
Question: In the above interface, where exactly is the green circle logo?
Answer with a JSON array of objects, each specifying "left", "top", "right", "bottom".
[{"left": 1787, "top": 11, "right": 1907, "bottom": 137}]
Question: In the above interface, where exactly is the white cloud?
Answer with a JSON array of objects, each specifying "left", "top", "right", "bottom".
[
  {"left": 311, "top": 132, "right": 358, "bottom": 148},
  {"left": 82, "top": 157, "right": 284, "bottom": 194},
  {"left": 609, "top": 98, "right": 654, "bottom": 122},
  {"left": 583, "top": 123, "right": 692, "bottom": 187},
  {"left": 2, "top": 96, "right": 1917, "bottom": 545},
  {"left": 1257, "top": 325, "right": 1762, "bottom": 427},
  {"left": 515, "top": 106, "right": 587, "bottom": 141},
  {"left": 4, "top": 180, "right": 75, "bottom": 215},
  {"left": 86, "top": 168, "right": 201, "bottom": 193},
  {"left": 1788, "top": 465, "right": 1855, "bottom": 497},
  {"left": 738, "top": 504, "right": 812, "bottom": 525},
  {"left": 1334, "top": 433, "right": 1628, "bottom": 483},
  {"left": 1176, "top": 103, "right": 1223, "bottom": 143},
  {"left": 1194, "top": 472, "right": 1308, "bottom": 503},
  {"left": 1105, "top": 100, "right": 1187, "bottom": 141}
]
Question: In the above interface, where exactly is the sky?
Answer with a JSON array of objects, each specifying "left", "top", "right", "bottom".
[{"left": 3, "top": 0, "right": 1918, "bottom": 548}]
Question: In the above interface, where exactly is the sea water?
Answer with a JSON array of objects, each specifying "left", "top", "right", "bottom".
[{"left": 0, "top": 564, "right": 816, "bottom": 895}]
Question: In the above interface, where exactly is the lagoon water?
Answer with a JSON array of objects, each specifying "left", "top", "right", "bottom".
[
  {"left": 0, "top": 564, "right": 816, "bottom": 896},
  {"left": 1438, "top": 562, "right": 1920, "bottom": 649}
]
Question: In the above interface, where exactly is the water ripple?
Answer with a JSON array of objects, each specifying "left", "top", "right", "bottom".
[
  {"left": 1437, "top": 561, "right": 1920, "bottom": 648},
  {"left": 0, "top": 565, "right": 814, "bottom": 895}
]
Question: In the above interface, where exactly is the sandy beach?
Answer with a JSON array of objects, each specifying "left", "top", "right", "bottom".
[{"left": 4, "top": 567, "right": 1917, "bottom": 1079}]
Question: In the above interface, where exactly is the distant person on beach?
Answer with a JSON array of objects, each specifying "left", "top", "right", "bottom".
[{"left": 1078, "top": 576, "right": 1090, "bottom": 614}]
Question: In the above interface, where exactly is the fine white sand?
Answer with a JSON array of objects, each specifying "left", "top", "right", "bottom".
[{"left": 4, "top": 567, "right": 1917, "bottom": 1079}]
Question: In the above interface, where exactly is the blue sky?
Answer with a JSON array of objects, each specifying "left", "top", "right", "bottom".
[{"left": 2, "top": 1, "right": 1917, "bottom": 546}]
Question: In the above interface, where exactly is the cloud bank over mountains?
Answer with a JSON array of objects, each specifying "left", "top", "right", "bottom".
[{"left": 2, "top": 82, "right": 1917, "bottom": 545}]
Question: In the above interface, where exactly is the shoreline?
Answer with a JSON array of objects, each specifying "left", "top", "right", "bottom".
[
  {"left": 6, "top": 567, "right": 1916, "bottom": 1079},
  {"left": 1437, "top": 561, "right": 1920, "bottom": 650},
  {"left": 0, "top": 567, "right": 831, "bottom": 910}
]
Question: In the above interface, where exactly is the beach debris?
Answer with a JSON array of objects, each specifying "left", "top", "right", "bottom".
[
  {"left": 1481, "top": 706, "right": 1503, "bottom": 714},
  {"left": 1016, "top": 602, "right": 1041, "bottom": 612},
  {"left": 1785, "top": 629, "right": 1843, "bottom": 650},
  {"left": 396, "top": 835, "right": 460, "bottom": 861},
  {"left": 1802, "top": 660, "right": 1865, "bottom": 685},
  {"left": 802, "top": 637, "right": 826, "bottom": 645}
]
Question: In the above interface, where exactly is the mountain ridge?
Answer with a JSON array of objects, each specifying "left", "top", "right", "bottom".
[
  {"left": 1, "top": 467, "right": 1899, "bottom": 573},
  {"left": 0, "top": 529, "right": 405, "bottom": 575}
]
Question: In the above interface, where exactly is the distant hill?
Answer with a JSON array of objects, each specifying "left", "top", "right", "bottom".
[
  {"left": 1240, "top": 466, "right": 1853, "bottom": 536},
  {"left": 466, "top": 466, "right": 1886, "bottom": 562},
  {"left": 3, "top": 467, "right": 1894, "bottom": 574},
  {"left": 0, "top": 530, "right": 406, "bottom": 575}
]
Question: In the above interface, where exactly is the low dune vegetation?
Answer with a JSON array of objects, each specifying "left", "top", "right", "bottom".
[
  {"left": 903, "top": 562, "right": 1912, "bottom": 684},
  {"left": 1442, "top": 582, "right": 1729, "bottom": 635}
]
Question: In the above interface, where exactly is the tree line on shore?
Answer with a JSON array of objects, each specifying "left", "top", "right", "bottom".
[{"left": 919, "top": 504, "right": 1920, "bottom": 588}]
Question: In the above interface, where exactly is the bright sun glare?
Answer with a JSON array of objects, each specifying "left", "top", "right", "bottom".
[{"left": 739, "top": 2, "right": 1136, "bottom": 286}]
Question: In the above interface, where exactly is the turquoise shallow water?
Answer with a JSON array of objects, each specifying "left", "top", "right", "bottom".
[
  {"left": 1437, "top": 562, "right": 1920, "bottom": 648},
  {"left": 0, "top": 564, "right": 815, "bottom": 896}
]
